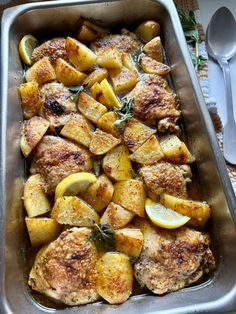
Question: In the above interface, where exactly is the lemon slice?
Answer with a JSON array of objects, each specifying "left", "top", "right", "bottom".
[
  {"left": 55, "top": 172, "right": 97, "bottom": 200},
  {"left": 19, "top": 35, "right": 38, "bottom": 65},
  {"left": 145, "top": 198, "right": 190, "bottom": 229}
]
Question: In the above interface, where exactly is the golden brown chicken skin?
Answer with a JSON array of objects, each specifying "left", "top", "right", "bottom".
[
  {"left": 30, "top": 136, "right": 92, "bottom": 195},
  {"left": 92, "top": 29, "right": 142, "bottom": 53},
  {"left": 139, "top": 162, "right": 191, "bottom": 198},
  {"left": 134, "top": 220, "right": 215, "bottom": 294},
  {"left": 28, "top": 227, "right": 100, "bottom": 305},
  {"left": 39, "top": 82, "right": 77, "bottom": 131},
  {"left": 32, "top": 37, "right": 68, "bottom": 64}
]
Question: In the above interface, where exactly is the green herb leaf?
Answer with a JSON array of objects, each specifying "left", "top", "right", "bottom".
[
  {"left": 69, "top": 85, "right": 84, "bottom": 102},
  {"left": 114, "top": 97, "right": 133, "bottom": 126},
  {"left": 89, "top": 224, "right": 116, "bottom": 252}
]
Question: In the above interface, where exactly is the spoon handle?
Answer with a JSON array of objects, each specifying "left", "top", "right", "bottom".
[{"left": 219, "top": 59, "right": 235, "bottom": 123}]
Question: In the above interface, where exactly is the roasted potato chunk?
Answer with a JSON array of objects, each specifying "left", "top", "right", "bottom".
[
  {"left": 77, "top": 91, "right": 108, "bottom": 123},
  {"left": 122, "top": 53, "right": 138, "bottom": 76},
  {"left": 77, "top": 25, "right": 98, "bottom": 42},
  {"left": 55, "top": 58, "right": 86, "bottom": 86},
  {"left": 135, "top": 20, "right": 160, "bottom": 42},
  {"left": 115, "top": 228, "right": 143, "bottom": 258},
  {"left": 160, "top": 134, "right": 195, "bottom": 164},
  {"left": 143, "top": 36, "right": 163, "bottom": 62},
  {"left": 161, "top": 194, "right": 211, "bottom": 228},
  {"left": 25, "top": 56, "right": 56, "bottom": 84},
  {"left": 89, "top": 129, "right": 121, "bottom": 155},
  {"left": 140, "top": 54, "right": 170, "bottom": 75},
  {"left": 65, "top": 36, "right": 97, "bottom": 71},
  {"left": 108, "top": 66, "right": 137, "bottom": 93},
  {"left": 129, "top": 135, "right": 164, "bottom": 165},
  {"left": 90, "top": 82, "right": 107, "bottom": 105},
  {"left": 25, "top": 217, "right": 62, "bottom": 247},
  {"left": 21, "top": 116, "right": 49, "bottom": 157},
  {"left": 103, "top": 144, "right": 132, "bottom": 181},
  {"left": 80, "top": 175, "right": 114, "bottom": 212},
  {"left": 96, "top": 252, "right": 133, "bottom": 304},
  {"left": 112, "top": 179, "right": 146, "bottom": 217},
  {"left": 51, "top": 196, "right": 99, "bottom": 227},
  {"left": 123, "top": 118, "right": 156, "bottom": 152},
  {"left": 23, "top": 174, "right": 51, "bottom": 217},
  {"left": 97, "top": 111, "right": 120, "bottom": 138},
  {"left": 100, "top": 78, "right": 122, "bottom": 109},
  {"left": 60, "top": 114, "right": 93, "bottom": 147},
  {"left": 83, "top": 68, "right": 108, "bottom": 88},
  {"left": 18, "top": 81, "right": 42, "bottom": 119},
  {"left": 100, "top": 202, "right": 135, "bottom": 229},
  {"left": 97, "top": 48, "right": 122, "bottom": 68}
]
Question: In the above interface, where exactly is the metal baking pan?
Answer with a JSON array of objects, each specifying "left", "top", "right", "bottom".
[{"left": 1, "top": 0, "right": 236, "bottom": 313}]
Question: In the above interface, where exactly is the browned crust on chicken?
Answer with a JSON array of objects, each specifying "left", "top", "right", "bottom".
[
  {"left": 39, "top": 82, "right": 77, "bottom": 130},
  {"left": 92, "top": 29, "right": 142, "bottom": 53},
  {"left": 32, "top": 38, "right": 68, "bottom": 64},
  {"left": 28, "top": 227, "right": 100, "bottom": 305},
  {"left": 139, "top": 162, "right": 190, "bottom": 198},
  {"left": 30, "top": 136, "right": 92, "bottom": 195},
  {"left": 134, "top": 224, "right": 215, "bottom": 294}
]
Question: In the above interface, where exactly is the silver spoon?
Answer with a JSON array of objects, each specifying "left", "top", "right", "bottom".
[{"left": 206, "top": 7, "right": 236, "bottom": 165}]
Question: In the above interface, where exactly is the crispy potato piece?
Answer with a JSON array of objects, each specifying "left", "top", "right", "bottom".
[
  {"left": 108, "top": 66, "right": 137, "bottom": 93},
  {"left": 65, "top": 36, "right": 97, "bottom": 71},
  {"left": 80, "top": 175, "right": 114, "bottom": 212},
  {"left": 112, "top": 179, "right": 146, "bottom": 217},
  {"left": 89, "top": 129, "right": 121, "bottom": 155},
  {"left": 23, "top": 174, "right": 51, "bottom": 217},
  {"left": 129, "top": 135, "right": 164, "bottom": 165},
  {"left": 123, "top": 118, "right": 156, "bottom": 152},
  {"left": 160, "top": 134, "right": 195, "bottom": 164},
  {"left": 122, "top": 53, "right": 138, "bottom": 76},
  {"left": 97, "top": 111, "right": 120, "bottom": 138},
  {"left": 100, "top": 202, "right": 135, "bottom": 229},
  {"left": 96, "top": 252, "right": 133, "bottom": 304},
  {"left": 51, "top": 196, "right": 99, "bottom": 227},
  {"left": 21, "top": 116, "right": 49, "bottom": 157},
  {"left": 77, "top": 25, "right": 98, "bottom": 42},
  {"left": 77, "top": 91, "right": 108, "bottom": 123},
  {"left": 135, "top": 20, "right": 160, "bottom": 42},
  {"left": 161, "top": 193, "right": 211, "bottom": 228},
  {"left": 18, "top": 82, "right": 42, "bottom": 119},
  {"left": 83, "top": 20, "right": 109, "bottom": 35},
  {"left": 100, "top": 78, "right": 121, "bottom": 109},
  {"left": 55, "top": 58, "right": 86, "bottom": 86},
  {"left": 90, "top": 82, "right": 107, "bottom": 105},
  {"left": 140, "top": 54, "right": 170, "bottom": 75},
  {"left": 60, "top": 114, "right": 92, "bottom": 147},
  {"left": 103, "top": 144, "right": 132, "bottom": 181},
  {"left": 143, "top": 36, "right": 163, "bottom": 62},
  {"left": 115, "top": 228, "right": 143, "bottom": 258},
  {"left": 83, "top": 68, "right": 108, "bottom": 88},
  {"left": 97, "top": 48, "right": 122, "bottom": 68},
  {"left": 25, "top": 217, "right": 62, "bottom": 247},
  {"left": 25, "top": 57, "right": 56, "bottom": 84}
]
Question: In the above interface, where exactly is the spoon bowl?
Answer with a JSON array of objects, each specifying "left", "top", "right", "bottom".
[{"left": 206, "top": 7, "right": 236, "bottom": 165}]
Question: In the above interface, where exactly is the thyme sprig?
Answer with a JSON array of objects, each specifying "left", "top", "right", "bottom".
[
  {"left": 114, "top": 97, "right": 133, "bottom": 126},
  {"left": 178, "top": 9, "right": 207, "bottom": 71},
  {"left": 89, "top": 223, "right": 116, "bottom": 252},
  {"left": 69, "top": 85, "right": 84, "bottom": 102}
]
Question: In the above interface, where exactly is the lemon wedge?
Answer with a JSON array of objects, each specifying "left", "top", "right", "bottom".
[
  {"left": 145, "top": 198, "right": 190, "bottom": 229},
  {"left": 19, "top": 35, "right": 38, "bottom": 65},
  {"left": 55, "top": 172, "right": 97, "bottom": 200}
]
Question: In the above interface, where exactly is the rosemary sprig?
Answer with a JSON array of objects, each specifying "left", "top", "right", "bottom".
[
  {"left": 114, "top": 97, "right": 133, "bottom": 126},
  {"left": 178, "top": 9, "right": 207, "bottom": 71},
  {"left": 69, "top": 85, "right": 84, "bottom": 102},
  {"left": 89, "top": 223, "right": 116, "bottom": 252}
]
